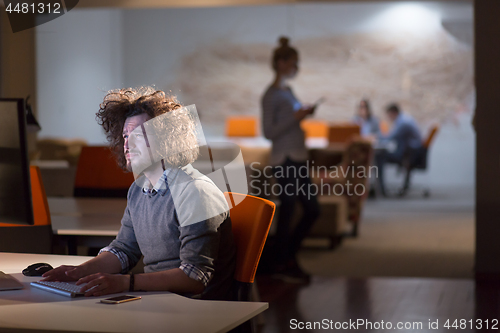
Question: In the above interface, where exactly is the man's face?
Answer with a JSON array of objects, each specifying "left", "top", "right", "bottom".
[
  {"left": 123, "top": 113, "right": 151, "bottom": 172},
  {"left": 387, "top": 110, "right": 398, "bottom": 122}
]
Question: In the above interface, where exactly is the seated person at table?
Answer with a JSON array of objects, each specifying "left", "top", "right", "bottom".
[
  {"left": 43, "top": 87, "right": 236, "bottom": 300},
  {"left": 353, "top": 99, "right": 380, "bottom": 137},
  {"left": 375, "top": 103, "right": 423, "bottom": 196}
]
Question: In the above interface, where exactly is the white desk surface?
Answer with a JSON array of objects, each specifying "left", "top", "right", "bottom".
[
  {"left": 212, "top": 136, "right": 330, "bottom": 149},
  {"left": 0, "top": 253, "right": 268, "bottom": 333}
]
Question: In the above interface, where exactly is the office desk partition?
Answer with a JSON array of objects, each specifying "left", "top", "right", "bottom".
[
  {"left": 48, "top": 197, "right": 127, "bottom": 218},
  {"left": 0, "top": 253, "right": 268, "bottom": 333},
  {"left": 48, "top": 198, "right": 126, "bottom": 254}
]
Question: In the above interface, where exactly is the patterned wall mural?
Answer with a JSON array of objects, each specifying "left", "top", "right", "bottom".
[{"left": 174, "top": 28, "right": 473, "bottom": 132}]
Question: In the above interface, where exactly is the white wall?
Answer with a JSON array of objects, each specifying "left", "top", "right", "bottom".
[
  {"left": 37, "top": 9, "right": 123, "bottom": 144},
  {"left": 35, "top": 2, "right": 475, "bottom": 187}
]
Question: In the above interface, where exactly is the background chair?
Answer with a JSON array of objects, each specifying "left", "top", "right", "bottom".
[
  {"left": 311, "top": 137, "right": 373, "bottom": 239},
  {"left": 74, "top": 146, "right": 134, "bottom": 197},
  {"left": 0, "top": 166, "right": 53, "bottom": 253},
  {"left": 399, "top": 125, "right": 439, "bottom": 197},
  {"left": 301, "top": 120, "right": 329, "bottom": 138},
  {"left": 226, "top": 117, "right": 258, "bottom": 137},
  {"left": 328, "top": 123, "right": 361, "bottom": 144},
  {"left": 379, "top": 120, "right": 391, "bottom": 135},
  {"left": 225, "top": 192, "right": 275, "bottom": 300}
]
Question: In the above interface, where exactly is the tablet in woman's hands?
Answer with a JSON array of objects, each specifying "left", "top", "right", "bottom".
[{"left": 313, "top": 97, "right": 326, "bottom": 108}]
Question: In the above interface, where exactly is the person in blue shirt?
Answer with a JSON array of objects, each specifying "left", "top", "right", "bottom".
[
  {"left": 353, "top": 99, "right": 380, "bottom": 137},
  {"left": 375, "top": 103, "right": 423, "bottom": 197}
]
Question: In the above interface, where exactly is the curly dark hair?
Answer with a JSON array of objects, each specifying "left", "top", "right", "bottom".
[{"left": 96, "top": 86, "right": 184, "bottom": 170}]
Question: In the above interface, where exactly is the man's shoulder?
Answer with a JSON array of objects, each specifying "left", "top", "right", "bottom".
[
  {"left": 169, "top": 165, "right": 229, "bottom": 227},
  {"left": 173, "top": 165, "right": 224, "bottom": 198}
]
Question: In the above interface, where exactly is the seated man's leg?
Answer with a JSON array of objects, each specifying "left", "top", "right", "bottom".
[
  {"left": 401, "top": 147, "right": 425, "bottom": 193},
  {"left": 375, "top": 149, "right": 404, "bottom": 196}
]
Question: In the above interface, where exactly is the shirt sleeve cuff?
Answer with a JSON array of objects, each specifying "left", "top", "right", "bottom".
[
  {"left": 179, "top": 263, "right": 212, "bottom": 287},
  {"left": 99, "top": 246, "right": 130, "bottom": 274}
]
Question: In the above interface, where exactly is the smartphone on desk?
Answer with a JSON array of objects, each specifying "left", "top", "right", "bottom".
[{"left": 100, "top": 295, "right": 141, "bottom": 304}]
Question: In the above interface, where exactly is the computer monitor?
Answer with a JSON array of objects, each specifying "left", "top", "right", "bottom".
[{"left": 0, "top": 98, "right": 34, "bottom": 225}]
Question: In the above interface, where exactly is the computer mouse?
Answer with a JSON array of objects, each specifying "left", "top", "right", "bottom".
[{"left": 22, "top": 263, "right": 54, "bottom": 277}]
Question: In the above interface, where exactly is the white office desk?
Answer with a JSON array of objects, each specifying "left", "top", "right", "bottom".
[{"left": 0, "top": 253, "right": 268, "bottom": 333}]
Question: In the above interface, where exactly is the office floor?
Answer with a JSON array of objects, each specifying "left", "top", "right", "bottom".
[
  {"left": 300, "top": 185, "right": 475, "bottom": 279},
  {"left": 257, "top": 276, "right": 500, "bottom": 333},
  {"left": 256, "top": 185, "right": 478, "bottom": 332}
]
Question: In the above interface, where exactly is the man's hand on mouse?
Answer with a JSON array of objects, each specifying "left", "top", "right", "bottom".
[{"left": 41, "top": 265, "right": 85, "bottom": 282}]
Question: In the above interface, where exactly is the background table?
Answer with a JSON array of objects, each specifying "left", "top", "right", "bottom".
[
  {"left": 48, "top": 198, "right": 126, "bottom": 254},
  {"left": 0, "top": 253, "right": 268, "bottom": 333}
]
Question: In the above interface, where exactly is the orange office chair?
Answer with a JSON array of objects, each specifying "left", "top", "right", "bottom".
[
  {"left": 226, "top": 117, "right": 258, "bottom": 137},
  {"left": 328, "top": 123, "right": 361, "bottom": 143},
  {"left": 225, "top": 192, "right": 275, "bottom": 292},
  {"left": 0, "top": 166, "right": 53, "bottom": 253},
  {"left": 423, "top": 125, "right": 439, "bottom": 149},
  {"left": 74, "top": 146, "right": 134, "bottom": 197},
  {"left": 225, "top": 192, "right": 275, "bottom": 333},
  {"left": 301, "top": 120, "right": 329, "bottom": 138},
  {"left": 379, "top": 120, "right": 391, "bottom": 135}
]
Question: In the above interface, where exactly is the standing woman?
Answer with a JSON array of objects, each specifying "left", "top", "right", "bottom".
[{"left": 261, "top": 37, "right": 320, "bottom": 282}]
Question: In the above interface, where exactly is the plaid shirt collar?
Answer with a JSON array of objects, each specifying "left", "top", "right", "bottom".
[{"left": 142, "top": 168, "right": 178, "bottom": 196}]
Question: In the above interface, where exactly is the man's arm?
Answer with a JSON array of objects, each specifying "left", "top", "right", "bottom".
[
  {"left": 379, "top": 120, "right": 407, "bottom": 142},
  {"left": 41, "top": 251, "right": 123, "bottom": 282},
  {"left": 43, "top": 200, "right": 140, "bottom": 282},
  {"left": 76, "top": 268, "right": 205, "bottom": 297}
]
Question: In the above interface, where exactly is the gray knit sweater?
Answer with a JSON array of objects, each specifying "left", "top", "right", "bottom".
[{"left": 107, "top": 164, "right": 236, "bottom": 300}]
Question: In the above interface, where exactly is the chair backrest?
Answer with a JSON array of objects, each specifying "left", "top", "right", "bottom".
[
  {"left": 301, "top": 120, "right": 329, "bottom": 138},
  {"left": 30, "top": 165, "right": 51, "bottom": 226},
  {"left": 226, "top": 117, "right": 257, "bottom": 137},
  {"left": 224, "top": 192, "right": 275, "bottom": 284},
  {"left": 379, "top": 120, "right": 391, "bottom": 135},
  {"left": 74, "top": 146, "right": 134, "bottom": 197},
  {"left": 423, "top": 125, "right": 439, "bottom": 148},
  {"left": 0, "top": 166, "right": 53, "bottom": 253},
  {"left": 328, "top": 123, "right": 361, "bottom": 143}
]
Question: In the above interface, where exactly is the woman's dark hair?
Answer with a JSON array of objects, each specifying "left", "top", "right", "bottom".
[
  {"left": 359, "top": 99, "right": 373, "bottom": 119},
  {"left": 95, "top": 86, "right": 183, "bottom": 170},
  {"left": 272, "top": 36, "right": 298, "bottom": 71}
]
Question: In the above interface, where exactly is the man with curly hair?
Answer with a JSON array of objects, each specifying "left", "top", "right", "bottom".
[{"left": 42, "top": 87, "right": 236, "bottom": 300}]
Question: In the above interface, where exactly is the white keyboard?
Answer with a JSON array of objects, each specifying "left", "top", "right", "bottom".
[{"left": 31, "top": 281, "right": 94, "bottom": 298}]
